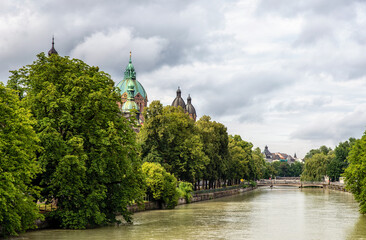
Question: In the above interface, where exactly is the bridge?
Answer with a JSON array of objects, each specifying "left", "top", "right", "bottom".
[{"left": 257, "top": 179, "right": 326, "bottom": 188}]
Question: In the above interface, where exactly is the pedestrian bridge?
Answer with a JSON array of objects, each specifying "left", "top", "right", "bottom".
[{"left": 257, "top": 179, "right": 325, "bottom": 188}]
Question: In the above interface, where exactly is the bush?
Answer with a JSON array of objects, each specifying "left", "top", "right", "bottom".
[
  {"left": 142, "top": 162, "right": 180, "bottom": 209},
  {"left": 178, "top": 182, "right": 193, "bottom": 203}
]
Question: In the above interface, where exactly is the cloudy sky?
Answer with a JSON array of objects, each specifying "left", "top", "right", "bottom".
[{"left": 1, "top": 0, "right": 366, "bottom": 158}]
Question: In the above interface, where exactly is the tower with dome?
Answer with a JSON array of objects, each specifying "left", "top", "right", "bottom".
[{"left": 116, "top": 52, "right": 148, "bottom": 122}]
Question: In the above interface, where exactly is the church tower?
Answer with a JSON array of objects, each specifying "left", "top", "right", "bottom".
[
  {"left": 116, "top": 52, "right": 148, "bottom": 122},
  {"left": 48, "top": 36, "right": 58, "bottom": 56},
  {"left": 171, "top": 87, "right": 186, "bottom": 110},
  {"left": 121, "top": 81, "right": 140, "bottom": 121},
  {"left": 185, "top": 94, "right": 197, "bottom": 122}
]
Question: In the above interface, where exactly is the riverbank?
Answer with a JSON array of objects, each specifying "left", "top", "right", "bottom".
[{"left": 127, "top": 186, "right": 257, "bottom": 213}]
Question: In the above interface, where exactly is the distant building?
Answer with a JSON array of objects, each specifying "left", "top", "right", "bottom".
[{"left": 262, "top": 146, "right": 295, "bottom": 164}]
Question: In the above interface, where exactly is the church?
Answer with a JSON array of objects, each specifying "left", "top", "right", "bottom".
[{"left": 47, "top": 38, "right": 197, "bottom": 123}]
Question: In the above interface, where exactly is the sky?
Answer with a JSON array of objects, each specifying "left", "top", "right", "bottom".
[{"left": 1, "top": 0, "right": 366, "bottom": 158}]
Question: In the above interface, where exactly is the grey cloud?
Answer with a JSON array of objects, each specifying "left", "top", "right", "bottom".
[
  {"left": 272, "top": 97, "right": 332, "bottom": 112},
  {"left": 257, "top": 0, "right": 360, "bottom": 18},
  {"left": 291, "top": 106, "right": 366, "bottom": 143}
]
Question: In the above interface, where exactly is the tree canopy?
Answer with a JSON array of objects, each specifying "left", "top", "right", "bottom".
[
  {"left": 344, "top": 134, "right": 366, "bottom": 213},
  {"left": 327, "top": 138, "right": 355, "bottom": 181},
  {"left": 138, "top": 101, "right": 208, "bottom": 184},
  {"left": 8, "top": 53, "right": 145, "bottom": 229},
  {"left": 0, "top": 84, "right": 42, "bottom": 236},
  {"left": 196, "top": 116, "right": 230, "bottom": 187},
  {"left": 142, "top": 162, "right": 179, "bottom": 209}
]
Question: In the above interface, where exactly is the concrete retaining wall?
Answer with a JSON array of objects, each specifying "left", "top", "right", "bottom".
[{"left": 127, "top": 186, "right": 256, "bottom": 213}]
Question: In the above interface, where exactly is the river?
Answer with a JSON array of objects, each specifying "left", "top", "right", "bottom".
[{"left": 16, "top": 187, "right": 366, "bottom": 240}]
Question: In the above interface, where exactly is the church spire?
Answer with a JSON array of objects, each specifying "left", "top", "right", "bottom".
[
  {"left": 48, "top": 36, "right": 58, "bottom": 56},
  {"left": 124, "top": 51, "right": 136, "bottom": 80}
]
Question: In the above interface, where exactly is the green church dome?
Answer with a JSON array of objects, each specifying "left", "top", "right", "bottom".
[{"left": 116, "top": 53, "right": 147, "bottom": 99}]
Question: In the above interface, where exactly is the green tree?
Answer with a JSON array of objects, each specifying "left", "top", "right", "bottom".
[
  {"left": 327, "top": 138, "right": 355, "bottom": 181},
  {"left": 301, "top": 152, "right": 333, "bottom": 181},
  {"left": 250, "top": 147, "right": 266, "bottom": 180},
  {"left": 142, "top": 162, "right": 180, "bottom": 209},
  {"left": 262, "top": 162, "right": 277, "bottom": 179},
  {"left": 304, "top": 145, "right": 332, "bottom": 160},
  {"left": 344, "top": 134, "right": 366, "bottom": 213},
  {"left": 8, "top": 53, "right": 145, "bottom": 229},
  {"left": 138, "top": 101, "right": 208, "bottom": 185},
  {"left": 0, "top": 84, "right": 43, "bottom": 237},
  {"left": 288, "top": 161, "right": 304, "bottom": 177},
  {"left": 196, "top": 116, "right": 230, "bottom": 188},
  {"left": 227, "top": 135, "right": 252, "bottom": 184}
]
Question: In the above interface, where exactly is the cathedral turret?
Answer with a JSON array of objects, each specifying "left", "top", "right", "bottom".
[
  {"left": 116, "top": 52, "right": 148, "bottom": 122},
  {"left": 48, "top": 36, "right": 58, "bottom": 56},
  {"left": 122, "top": 81, "right": 140, "bottom": 121},
  {"left": 185, "top": 94, "right": 196, "bottom": 121},
  {"left": 171, "top": 87, "right": 186, "bottom": 109}
]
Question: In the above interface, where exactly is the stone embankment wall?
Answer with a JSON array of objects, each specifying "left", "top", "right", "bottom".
[
  {"left": 324, "top": 183, "right": 348, "bottom": 192},
  {"left": 127, "top": 186, "right": 256, "bottom": 213}
]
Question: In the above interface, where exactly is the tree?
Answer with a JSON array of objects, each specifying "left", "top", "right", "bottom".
[
  {"left": 142, "top": 162, "right": 180, "bottom": 209},
  {"left": 304, "top": 145, "right": 332, "bottom": 160},
  {"left": 327, "top": 138, "right": 356, "bottom": 181},
  {"left": 250, "top": 147, "right": 266, "bottom": 180},
  {"left": 288, "top": 161, "right": 304, "bottom": 177},
  {"left": 196, "top": 116, "right": 230, "bottom": 188},
  {"left": 138, "top": 101, "right": 208, "bottom": 184},
  {"left": 344, "top": 134, "right": 366, "bottom": 213},
  {"left": 227, "top": 135, "right": 252, "bottom": 184},
  {"left": 8, "top": 53, "right": 145, "bottom": 229},
  {"left": 301, "top": 152, "right": 333, "bottom": 181},
  {"left": 0, "top": 84, "right": 42, "bottom": 236}
]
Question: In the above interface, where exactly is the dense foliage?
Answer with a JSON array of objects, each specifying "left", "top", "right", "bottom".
[
  {"left": 138, "top": 101, "right": 208, "bottom": 184},
  {"left": 0, "top": 84, "right": 43, "bottom": 236},
  {"left": 344, "top": 134, "right": 366, "bottom": 213},
  {"left": 8, "top": 53, "right": 145, "bottom": 229},
  {"left": 301, "top": 152, "right": 333, "bottom": 181},
  {"left": 327, "top": 138, "right": 355, "bottom": 181},
  {"left": 142, "top": 162, "right": 179, "bottom": 209},
  {"left": 196, "top": 116, "right": 230, "bottom": 188},
  {"left": 268, "top": 161, "right": 304, "bottom": 178}
]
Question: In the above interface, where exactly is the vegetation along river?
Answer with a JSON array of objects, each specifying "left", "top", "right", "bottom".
[{"left": 16, "top": 187, "right": 366, "bottom": 240}]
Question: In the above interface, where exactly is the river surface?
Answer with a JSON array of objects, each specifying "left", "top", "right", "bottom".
[{"left": 16, "top": 187, "right": 366, "bottom": 240}]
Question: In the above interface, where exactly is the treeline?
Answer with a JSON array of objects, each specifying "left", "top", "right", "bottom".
[
  {"left": 138, "top": 102, "right": 267, "bottom": 190},
  {"left": 301, "top": 140, "right": 355, "bottom": 182},
  {"left": 301, "top": 136, "right": 366, "bottom": 215},
  {"left": 0, "top": 53, "right": 271, "bottom": 236}
]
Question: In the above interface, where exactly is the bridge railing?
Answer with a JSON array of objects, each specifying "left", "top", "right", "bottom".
[{"left": 257, "top": 179, "right": 326, "bottom": 185}]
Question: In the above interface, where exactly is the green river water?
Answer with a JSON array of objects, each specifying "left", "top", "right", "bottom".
[{"left": 15, "top": 187, "right": 366, "bottom": 240}]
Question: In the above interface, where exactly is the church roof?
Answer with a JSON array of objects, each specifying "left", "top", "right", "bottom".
[
  {"left": 116, "top": 52, "right": 147, "bottom": 99},
  {"left": 171, "top": 87, "right": 186, "bottom": 109},
  {"left": 48, "top": 36, "right": 58, "bottom": 56},
  {"left": 185, "top": 94, "right": 196, "bottom": 116}
]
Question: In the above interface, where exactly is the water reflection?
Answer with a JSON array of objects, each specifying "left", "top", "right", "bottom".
[{"left": 16, "top": 187, "right": 365, "bottom": 240}]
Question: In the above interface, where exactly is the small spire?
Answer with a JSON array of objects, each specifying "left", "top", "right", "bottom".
[
  {"left": 48, "top": 36, "right": 58, "bottom": 56},
  {"left": 187, "top": 94, "right": 191, "bottom": 103},
  {"left": 129, "top": 51, "right": 132, "bottom": 63}
]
